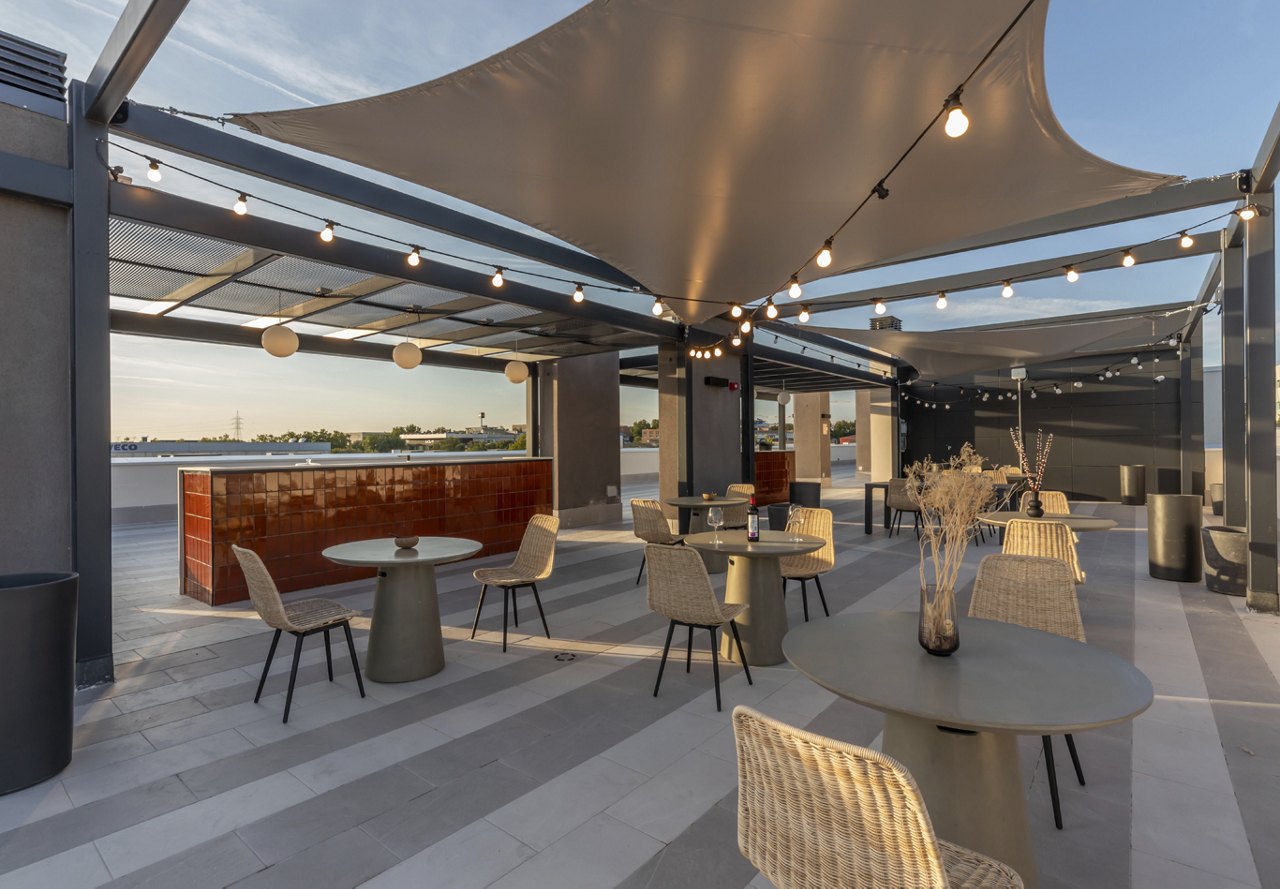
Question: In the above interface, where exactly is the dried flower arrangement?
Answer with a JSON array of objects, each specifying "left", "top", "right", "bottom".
[
  {"left": 905, "top": 443, "right": 1001, "bottom": 654},
  {"left": 1010, "top": 427, "right": 1053, "bottom": 492}
]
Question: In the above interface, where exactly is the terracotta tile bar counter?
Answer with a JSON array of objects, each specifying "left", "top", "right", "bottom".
[
  {"left": 754, "top": 449, "right": 794, "bottom": 505},
  {"left": 180, "top": 457, "right": 552, "bottom": 605}
]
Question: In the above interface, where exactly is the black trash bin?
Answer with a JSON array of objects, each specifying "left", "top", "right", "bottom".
[
  {"left": 1147, "top": 495, "right": 1203, "bottom": 582},
  {"left": 1202, "top": 526, "right": 1246, "bottom": 596},
  {"left": 1120, "top": 465, "right": 1146, "bottom": 506},
  {"left": 767, "top": 503, "right": 791, "bottom": 531},
  {"left": 1, "top": 572, "right": 78, "bottom": 795},
  {"left": 1208, "top": 483, "right": 1224, "bottom": 517},
  {"left": 789, "top": 481, "right": 821, "bottom": 508}
]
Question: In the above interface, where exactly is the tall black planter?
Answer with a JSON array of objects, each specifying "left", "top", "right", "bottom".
[
  {"left": 1147, "top": 495, "right": 1203, "bottom": 583},
  {"left": 1, "top": 572, "right": 78, "bottom": 795}
]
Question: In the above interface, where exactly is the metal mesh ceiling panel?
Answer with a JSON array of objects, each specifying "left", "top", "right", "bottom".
[
  {"left": 374, "top": 283, "right": 483, "bottom": 312},
  {"left": 239, "top": 255, "right": 372, "bottom": 294},
  {"left": 188, "top": 281, "right": 316, "bottom": 315},
  {"left": 449, "top": 303, "right": 544, "bottom": 325},
  {"left": 464, "top": 332, "right": 570, "bottom": 351},
  {"left": 109, "top": 218, "right": 248, "bottom": 275},
  {"left": 395, "top": 318, "right": 478, "bottom": 338},
  {"left": 108, "top": 261, "right": 199, "bottom": 300},
  {"left": 300, "top": 301, "right": 409, "bottom": 328}
]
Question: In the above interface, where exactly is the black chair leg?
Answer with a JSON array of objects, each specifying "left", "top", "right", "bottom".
[
  {"left": 512, "top": 589, "right": 519, "bottom": 627},
  {"left": 1042, "top": 734, "right": 1063, "bottom": 829},
  {"left": 255, "top": 629, "right": 281, "bottom": 703},
  {"left": 502, "top": 587, "right": 510, "bottom": 652},
  {"left": 470, "top": 584, "right": 489, "bottom": 639},
  {"left": 913, "top": 512, "right": 921, "bottom": 539},
  {"left": 323, "top": 628, "right": 333, "bottom": 681},
  {"left": 800, "top": 579, "right": 810, "bottom": 622},
  {"left": 709, "top": 627, "right": 722, "bottom": 712},
  {"left": 686, "top": 624, "right": 693, "bottom": 672},
  {"left": 813, "top": 576, "right": 830, "bottom": 617},
  {"left": 636, "top": 553, "right": 646, "bottom": 585},
  {"left": 530, "top": 583, "right": 551, "bottom": 638},
  {"left": 729, "top": 620, "right": 752, "bottom": 685},
  {"left": 342, "top": 621, "right": 365, "bottom": 698},
  {"left": 283, "top": 633, "right": 304, "bottom": 724},
  {"left": 1065, "top": 734, "right": 1086, "bottom": 785},
  {"left": 654, "top": 620, "right": 676, "bottom": 696}
]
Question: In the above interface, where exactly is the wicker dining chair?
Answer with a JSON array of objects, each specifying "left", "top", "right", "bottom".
[
  {"left": 723, "top": 483, "right": 756, "bottom": 530},
  {"left": 631, "top": 498, "right": 683, "bottom": 585},
  {"left": 1019, "top": 489, "right": 1070, "bottom": 515},
  {"left": 470, "top": 514, "right": 559, "bottom": 652},
  {"left": 779, "top": 507, "right": 834, "bottom": 621},
  {"left": 733, "top": 706, "right": 1023, "bottom": 889},
  {"left": 971, "top": 554, "right": 1089, "bottom": 830},
  {"left": 231, "top": 545, "right": 365, "bottom": 724},
  {"left": 1002, "top": 519, "right": 1086, "bottom": 584},
  {"left": 886, "top": 478, "right": 921, "bottom": 538},
  {"left": 646, "top": 544, "right": 751, "bottom": 711}
]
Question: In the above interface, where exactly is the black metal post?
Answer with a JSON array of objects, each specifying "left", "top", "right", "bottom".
[
  {"left": 740, "top": 341, "right": 756, "bottom": 484},
  {"left": 1243, "top": 193, "right": 1278, "bottom": 612},
  {"left": 1221, "top": 241, "right": 1246, "bottom": 526}
]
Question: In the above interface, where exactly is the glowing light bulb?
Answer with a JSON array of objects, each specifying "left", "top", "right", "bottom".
[
  {"left": 1131, "top": 355, "right": 1139, "bottom": 364},
  {"left": 765, "top": 300, "right": 779, "bottom": 320},
  {"left": 798, "top": 305, "right": 810, "bottom": 323},
  {"left": 1029, "top": 390, "right": 1037, "bottom": 399},
  {"left": 1122, "top": 250, "right": 1136, "bottom": 268},
  {"left": 1179, "top": 232, "right": 1194, "bottom": 249},
  {"left": 816, "top": 239, "right": 833, "bottom": 268},
  {"left": 1155, "top": 374, "right": 1166, "bottom": 383},
  {"left": 1105, "top": 370, "right": 1114, "bottom": 378},
  {"left": 1239, "top": 205, "right": 1257, "bottom": 222},
  {"left": 740, "top": 318, "right": 752, "bottom": 334},
  {"left": 729, "top": 303, "right": 743, "bottom": 319},
  {"left": 1065, "top": 266, "right": 1079, "bottom": 283},
  {"left": 233, "top": 193, "right": 248, "bottom": 215},
  {"left": 873, "top": 299, "right": 886, "bottom": 315},
  {"left": 1098, "top": 374, "right": 1105, "bottom": 382},
  {"left": 146, "top": 160, "right": 161, "bottom": 182},
  {"left": 788, "top": 276, "right": 802, "bottom": 299},
  {"left": 651, "top": 298, "right": 664, "bottom": 316},
  {"left": 936, "top": 292, "right": 947, "bottom": 310},
  {"left": 688, "top": 347, "right": 697, "bottom": 357},
  {"left": 1001, "top": 281, "right": 1014, "bottom": 298},
  {"left": 406, "top": 246, "right": 421, "bottom": 267},
  {"left": 1053, "top": 385, "right": 1063, "bottom": 395},
  {"left": 572, "top": 284, "right": 585, "bottom": 303},
  {"left": 320, "top": 221, "right": 335, "bottom": 242},
  {"left": 731, "top": 334, "right": 742, "bottom": 347},
  {"left": 713, "top": 346, "right": 723, "bottom": 357},
  {"left": 1073, "top": 380, "right": 1083, "bottom": 389},
  {"left": 943, "top": 93, "right": 969, "bottom": 138}
]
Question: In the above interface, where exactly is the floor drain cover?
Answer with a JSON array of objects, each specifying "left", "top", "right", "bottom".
[{"left": 554, "top": 652, "right": 577, "bottom": 661}]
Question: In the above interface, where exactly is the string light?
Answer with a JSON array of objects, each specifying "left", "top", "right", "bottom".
[
  {"left": 146, "top": 159, "right": 161, "bottom": 182},
  {"left": 936, "top": 292, "right": 947, "bottom": 310},
  {"left": 942, "top": 90, "right": 969, "bottom": 138},
  {"left": 729, "top": 303, "right": 744, "bottom": 319},
  {"left": 320, "top": 220, "right": 335, "bottom": 242},
  {"left": 788, "top": 276, "right": 802, "bottom": 299},
  {"left": 1098, "top": 374, "right": 1106, "bottom": 382},
  {"left": 731, "top": 334, "right": 743, "bottom": 347},
  {"left": 1155, "top": 375, "right": 1166, "bottom": 383},
  {"left": 233, "top": 193, "right": 248, "bottom": 216},
  {"left": 765, "top": 300, "right": 779, "bottom": 320},
  {"left": 1179, "top": 232, "right": 1194, "bottom": 248},
  {"left": 491, "top": 267, "right": 505, "bottom": 287},
  {"left": 1122, "top": 250, "right": 1136, "bottom": 268},
  {"left": 1029, "top": 390, "right": 1038, "bottom": 399},
  {"left": 1238, "top": 205, "right": 1258, "bottom": 222},
  {"left": 650, "top": 298, "right": 664, "bottom": 316},
  {"left": 816, "top": 240, "right": 833, "bottom": 268},
  {"left": 1001, "top": 281, "right": 1014, "bottom": 298},
  {"left": 798, "top": 305, "right": 811, "bottom": 323},
  {"left": 740, "top": 318, "right": 753, "bottom": 334},
  {"left": 714, "top": 345, "right": 723, "bottom": 357},
  {"left": 406, "top": 246, "right": 421, "bottom": 267},
  {"left": 1073, "top": 380, "right": 1084, "bottom": 389},
  {"left": 572, "top": 283, "right": 585, "bottom": 303},
  {"left": 1105, "top": 370, "right": 1114, "bottom": 378},
  {"left": 1130, "top": 355, "right": 1139, "bottom": 364},
  {"left": 1053, "top": 385, "right": 1063, "bottom": 395},
  {"left": 873, "top": 299, "right": 887, "bottom": 315},
  {"left": 1065, "top": 266, "right": 1079, "bottom": 283}
]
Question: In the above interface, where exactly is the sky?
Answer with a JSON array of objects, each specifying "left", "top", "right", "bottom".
[{"left": 3, "top": 0, "right": 1276, "bottom": 439}]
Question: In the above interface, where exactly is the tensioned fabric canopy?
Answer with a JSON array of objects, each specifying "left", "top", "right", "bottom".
[
  {"left": 231, "top": 0, "right": 1180, "bottom": 325},
  {"left": 806, "top": 308, "right": 1189, "bottom": 381}
]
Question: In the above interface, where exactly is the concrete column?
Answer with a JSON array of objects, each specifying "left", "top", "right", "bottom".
[
  {"left": 869, "top": 389, "right": 897, "bottom": 481},
  {"left": 1243, "top": 194, "right": 1278, "bottom": 612},
  {"left": 658, "top": 343, "right": 744, "bottom": 524},
  {"left": 542, "top": 352, "right": 622, "bottom": 528},
  {"left": 1220, "top": 241, "right": 1246, "bottom": 526},
  {"left": 794, "top": 392, "right": 832, "bottom": 487}
]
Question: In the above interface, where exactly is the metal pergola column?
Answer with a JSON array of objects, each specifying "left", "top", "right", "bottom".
[
  {"left": 1221, "top": 239, "right": 1246, "bottom": 527},
  {"left": 1243, "top": 193, "right": 1277, "bottom": 612},
  {"left": 741, "top": 342, "right": 756, "bottom": 484}
]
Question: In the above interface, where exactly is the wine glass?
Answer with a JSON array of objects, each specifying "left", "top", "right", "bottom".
[
  {"left": 787, "top": 504, "right": 803, "bottom": 542},
  {"left": 707, "top": 506, "right": 724, "bottom": 544}
]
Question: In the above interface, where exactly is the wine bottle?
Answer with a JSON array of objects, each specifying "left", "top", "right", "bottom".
[{"left": 746, "top": 494, "right": 760, "bottom": 542}]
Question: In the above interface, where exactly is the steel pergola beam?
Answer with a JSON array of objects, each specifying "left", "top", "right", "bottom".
[
  {"left": 112, "top": 102, "right": 642, "bottom": 290},
  {"left": 108, "top": 182, "right": 677, "bottom": 340},
  {"left": 84, "top": 0, "right": 189, "bottom": 123},
  {"left": 1251, "top": 100, "right": 1280, "bottom": 193}
]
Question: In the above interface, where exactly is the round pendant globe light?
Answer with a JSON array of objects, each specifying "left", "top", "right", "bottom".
[
  {"left": 504, "top": 360, "right": 530, "bottom": 384},
  {"left": 392, "top": 341, "right": 422, "bottom": 369},
  {"left": 777, "top": 391, "right": 791, "bottom": 406},
  {"left": 261, "top": 323, "right": 299, "bottom": 358}
]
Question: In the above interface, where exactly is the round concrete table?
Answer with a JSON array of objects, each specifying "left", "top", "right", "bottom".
[
  {"left": 684, "top": 530, "right": 824, "bottom": 666},
  {"left": 323, "top": 537, "right": 481, "bottom": 682},
  {"left": 978, "top": 511, "right": 1117, "bottom": 532},
  {"left": 784, "top": 612, "right": 1152, "bottom": 889},
  {"left": 665, "top": 496, "right": 748, "bottom": 574}
]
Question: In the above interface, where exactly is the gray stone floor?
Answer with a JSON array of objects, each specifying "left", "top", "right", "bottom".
[{"left": 1, "top": 465, "right": 1276, "bottom": 888}]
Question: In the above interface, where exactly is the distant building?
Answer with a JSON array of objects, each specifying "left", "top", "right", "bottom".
[
  {"left": 110, "top": 440, "right": 330, "bottom": 458},
  {"left": 871, "top": 315, "right": 903, "bottom": 331},
  {"left": 401, "top": 427, "right": 518, "bottom": 449},
  {"left": 639, "top": 427, "right": 661, "bottom": 445}
]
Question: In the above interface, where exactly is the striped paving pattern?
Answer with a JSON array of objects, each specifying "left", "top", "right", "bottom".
[{"left": 0, "top": 466, "right": 1275, "bottom": 888}]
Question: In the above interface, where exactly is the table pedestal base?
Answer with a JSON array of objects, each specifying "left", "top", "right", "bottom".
[
  {"left": 366, "top": 563, "right": 445, "bottom": 682},
  {"left": 720, "top": 555, "right": 787, "bottom": 666},
  {"left": 688, "top": 510, "right": 728, "bottom": 574},
  {"left": 883, "top": 713, "right": 1038, "bottom": 889}
]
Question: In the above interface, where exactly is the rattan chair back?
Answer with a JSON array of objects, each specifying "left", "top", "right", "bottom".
[
  {"left": 646, "top": 544, "right": 734, "bottom": 626},
  {"left": 511, "top": 514, "right": 559, "bottom": 582},
  {"left": 1002, "top": 519, "right": 1085, "bottom": 584},
  {"left": 631, "top": 499, "right": 679, "bottom": 545},
  {"left": 886, "top": 478, "right": 919, "bottom": 513},
  {"left": 779, "top": 508, "right": 834, "bottom": 578},
  {"left": 724, "top": 483, "right": 755, "bottom": 527},
  {"left": 1019, "top": 489, "right": 1070, "bottom": 515},
  {"left": 970, "top": 554, "right": 1085, "bottom": 642},
  {"left": 231, "top": 545, "right": 293, "bottom": 631}
]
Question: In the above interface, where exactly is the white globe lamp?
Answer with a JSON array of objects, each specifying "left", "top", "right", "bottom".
[
  {"left": 392, "top": 341, "right": 422, "bottom": 369},
  {"left": 504, "top": 360, "right": 530, "bottom": 384},
  {"left": 261, "top": 324, "right": 299, "bottom": 358}
]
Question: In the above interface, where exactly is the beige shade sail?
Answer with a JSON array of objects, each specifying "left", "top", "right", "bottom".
[{"left": 231, "top": 0, "right": 1180, "bottom": 325}]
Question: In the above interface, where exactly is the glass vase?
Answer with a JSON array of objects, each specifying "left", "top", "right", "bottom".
[{"left": 918, "top": 584, "right": 959, "bottom": 656}]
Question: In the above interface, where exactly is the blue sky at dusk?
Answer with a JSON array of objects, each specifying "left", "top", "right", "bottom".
[{"left": 2, "top": 0, "right": 1275, "bottom": 439}]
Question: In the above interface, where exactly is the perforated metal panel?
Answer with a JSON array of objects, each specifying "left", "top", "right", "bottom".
[
  {"left": 188, "top": 281, "right": 316, "bottom": 315},
  {"left": 240, "top": 255, "right": 372, "bottom": 294},
  {"left": 395, "top": 318, "right": 478, "bottom": 339},
  {"left": 109, "top": 219, "right": 250, "bottom": 275},
  {"left": 300, "top": 301, "right": 409, "bottom": 328},
  {"left": 373, "top": 283, "right": 484, "bottom": 312},
  {"left": 109, "top": 261, "right": 200, "bottom": 300}
]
